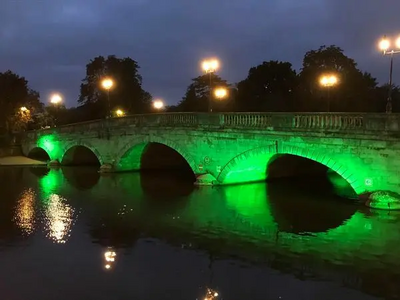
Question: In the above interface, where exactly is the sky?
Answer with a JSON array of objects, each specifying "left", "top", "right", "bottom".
[{"left": 0, "top": 0, "right": 399, "bottom": 107}]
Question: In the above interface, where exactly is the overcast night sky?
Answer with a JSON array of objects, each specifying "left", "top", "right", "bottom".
[{"left": 0, "top": 0, "right": 399, "bottom": 107}]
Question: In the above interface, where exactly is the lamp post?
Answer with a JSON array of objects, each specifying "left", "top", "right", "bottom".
[
  {"left": 202, "top": 58, "right": 219, "bottom": 112},
  {"left": 319, "top": 74, "right": 338, "bottom": 112},
  {"left": 379, "top": 35, "right": 400, "bottom": 114},
  {"left": 50, "top": 93, "right": 63, "bottom": 126},
  {"left": 101, "top": 78, "right": 114, "bottom": 118}
]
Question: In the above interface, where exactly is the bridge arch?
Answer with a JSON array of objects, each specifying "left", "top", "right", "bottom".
[
  {"left": 216, "top": 144, "right": 364, "bottom": 195},
  {"left": 116, "top": 136, "right": 197, "bottom": 174},
  {"left": 27, "top": 146, "right": 51, "bottom": 162},
  {"left": 61, "top": 142, "right": 103, "bottom": 166}
]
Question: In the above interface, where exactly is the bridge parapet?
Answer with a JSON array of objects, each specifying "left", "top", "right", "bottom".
[{"left": 25, "top": 112, "right": 400, "bottom": 139}]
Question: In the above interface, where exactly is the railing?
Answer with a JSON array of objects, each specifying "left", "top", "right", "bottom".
[{"left": 25, "top": 112, "right": 400, "bottom": 137}]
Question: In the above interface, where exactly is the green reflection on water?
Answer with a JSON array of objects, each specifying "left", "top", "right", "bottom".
[{"left": 25, "top": 168, "right": 400, "bottom": 298}]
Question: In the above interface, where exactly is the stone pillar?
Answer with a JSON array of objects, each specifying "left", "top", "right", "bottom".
[
  {"left": 47, "top": 159, "right": 60, "bottom": 168},
  {"left": 194, "top": 173, "right": 217, "bottom": 186},
  {"left": 99, "top": 163, "right": 115, "bottom": 173}
]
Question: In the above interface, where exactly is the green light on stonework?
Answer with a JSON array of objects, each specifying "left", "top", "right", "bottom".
[
  {"left": 223, "top": 152, "right": 275, "bottom": 184},
  {"left": 37, "top": 134, "right": 59, "bottom": 159},
  {"left": 221, "top": 145, "right": 374, "bottom": 195},
  {"left": 327, "top": 171, "right": 358, "bottom": 199}
]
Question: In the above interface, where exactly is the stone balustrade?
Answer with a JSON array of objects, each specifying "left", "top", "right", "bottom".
[{"left": 26, "top": 112, "right": 400, "bottom": 137}]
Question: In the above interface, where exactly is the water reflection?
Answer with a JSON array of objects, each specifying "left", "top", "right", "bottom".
[
  {"left": 62, "top": 167, "right": 100, "bottom": 190},
  {"left": 267, "top": 179, "right": 357, "bottom": 233},
  {"left": 14, "top": 188, "right": 36, "bottom": 235},
  {"left": 204, "top": 287, "right": 219, "bottom": 300},
  {"left": 103, "top": 247, "right": 117, "bottom": 270},
  {"left": 4, "top": 168, "right": 400, "bottom": 299},
  {"left": 28, "top": 166, "right": 49, "bottom": 178},
  {"left": 43, "top": 194, "right": 75, "bottom": 244}
]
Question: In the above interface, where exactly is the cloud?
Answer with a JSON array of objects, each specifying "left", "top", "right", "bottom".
[{"left": 0, "top": 0, "right": 398, "bottom": 106}]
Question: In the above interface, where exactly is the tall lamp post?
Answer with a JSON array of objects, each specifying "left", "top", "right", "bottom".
[
  {"left": 201, "top": 58, "right": 219, "bottom": 112},
  {"left": 319, "top": 74, "right": 338, "bottom": 112},
  {"left": 101, "top": 78, "right": 114, "bottom": 118},
  {"left": 50, "top": 93, "right": 62, "bottom": 126},
  {"left": 379, "top": 35, "right": 400, "bottom": 114}
]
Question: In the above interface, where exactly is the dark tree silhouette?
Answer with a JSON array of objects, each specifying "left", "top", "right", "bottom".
[
  {"left": 78, "top": 55, "right": 152, "bottom": 119},
  {"left": 297, "top": 45, "right": 378, "bottom": 112},
  {"left": 0, "top": 70, "right": 42, "bottom": 133},
  {"left": 177, "top": 74, "right": 232, "bottom": 112},
  {"left": 236, "top": 60, "right": 297, "bottom": 112}
]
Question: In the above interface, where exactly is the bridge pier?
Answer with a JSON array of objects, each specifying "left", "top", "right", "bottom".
[
  {"left": 99, "top": 163, "right": 115, "bottom": 173},
  {"left": 47, "top": 159, "right": 60, "bottom": 168},
  {"left": 194, "top": 173, "right": 217, "bottom": 186}
]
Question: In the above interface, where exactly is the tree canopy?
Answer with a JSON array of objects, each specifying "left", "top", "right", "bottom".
[
  {"left": 0, "top": 70, "right": 42, "bottom": 133},
  {"left": 78, "top": 55, "right": 152, "bottom": 119},
  {"left": 236, "top": 60, "right": 297, "bottom": 112},
  {"left": 175, "top": 74, "right": 232, "bottom": 112},
  {"left": 296, "top": 45, "right": 379, "bottom": 112}
]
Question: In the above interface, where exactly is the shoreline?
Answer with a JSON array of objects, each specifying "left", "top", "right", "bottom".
[{"left": 0, "top": 156, "right": 47, "bottom": 166}]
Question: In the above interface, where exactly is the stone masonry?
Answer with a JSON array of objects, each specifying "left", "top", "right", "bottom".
[{"left": 20, "top": 112, "right": 400, "bottom": 197}]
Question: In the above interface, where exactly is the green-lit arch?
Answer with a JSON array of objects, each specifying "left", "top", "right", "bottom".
[
  {"left": 217, "top": 144, "right": 365, "bottom": 195},
  {"left": 116, "top": 136, "right": 198, "bottom": 173},
  {"left": 61, "top": 141, "right": 104, "bottom": 166},
  {"left": 27, "top": 146, "right": 51, "bottom": 161}
]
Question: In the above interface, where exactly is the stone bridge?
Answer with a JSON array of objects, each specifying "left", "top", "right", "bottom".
[{"left": 20, "top": 112, "right": 400, "bottom": 200}]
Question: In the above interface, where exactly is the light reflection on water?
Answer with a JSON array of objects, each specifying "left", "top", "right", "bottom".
[
  {"left": 0, "top": 167, "right": 398, "bottom": 299},
  {"left": 14, "top": 188, "right": 36, "bottom": 235},
  {"left": 43, "top": 194, "right": 75, "bottom": 244}
]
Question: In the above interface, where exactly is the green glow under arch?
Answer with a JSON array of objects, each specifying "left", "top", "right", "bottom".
[
  {"left": 217, "top": 143, "right": 371, "bottom": 196},
  {"left": 116, "top": 137, "right": 197, "bottom": 173}
]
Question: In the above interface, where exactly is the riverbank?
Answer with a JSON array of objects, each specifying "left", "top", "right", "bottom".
[{"left": 0, "top": 156, "right": 46, "bottom": 166}]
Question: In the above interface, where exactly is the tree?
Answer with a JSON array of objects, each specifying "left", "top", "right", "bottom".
[
  {"left": 375, "top": 84, "right": 400, "bottom": 112},
  {"left": 297, "top": 45, "right": 378, "bottom": 112},
  {"left": 177, "top": 74, "right": 232, "bottom": 112},
  {"left": 0, "top": 70, "right": 42, "bottom": 133},
  {"left": 78, "top": 55, "right": 152, "bottom": 118},
  {"left": 236, "top": 61, "right": 297, "bottom": 112}
]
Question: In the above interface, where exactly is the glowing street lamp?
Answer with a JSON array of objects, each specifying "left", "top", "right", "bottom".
[
  {"left": 319, "top": 74, "right": 338, "bottom": 112},
  {"left": 378, "top": 35, "right": 400, "bottom": 113},
  {"left": 153, "top": 99, "right": 164, "bottom": 110},
  {"left": 214, "top": 87, "right": 228, "bottom": 99},
  {"left": 202, "top": 59, "right": 219, "bottom": 74},
  {"left": 20, "top": 106, "right": 28, "bottom": 112},
  {"left": 319, "top": 75, "right": 338, "bottom": 87},
  {"left": 101, "top": 78, "right": 114, "bottom": 118},
  {"left": 50, "top": 93, "right": 62, "bottom": 105},
  {"left": 115, "top": 109, "right": 124, "bottom": 117},
  {"left": 201, "top": 58, "right": 220, "bottom": 112}
]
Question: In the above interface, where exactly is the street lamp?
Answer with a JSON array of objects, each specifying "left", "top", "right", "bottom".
[
  {"left": 101, "top": 78, "right": 114, "bottom": 118},
  {"left": 379, "top": 35, "right": 400, "bottom": 113},
  {"left": 214, "top": 87, "right": 228, "bottom": 99},
  {"left": 20, "top": 106, "right": 28, "bottom": 112},
  {"left": 115, "top": 109, "right": 124, "bottom": 117},
  {"left": 50, "top": 93, "right": 63, "bottom": 126},
  {"left": 319, "top": 74, "right": 338, "bottom": 112},
  {"left": 153, "top": 99, "right": 164, "bottom": 110},
  {"left": 50, "top": 93, "right": 62, "bottom": 105},
  {"left": 202, "top": 58, "right": 220, "bottom": 112}
]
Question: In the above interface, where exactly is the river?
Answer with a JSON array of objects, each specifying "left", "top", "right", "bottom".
[{"left": 0, "top": 167, "right": 399, "bottom": 300}]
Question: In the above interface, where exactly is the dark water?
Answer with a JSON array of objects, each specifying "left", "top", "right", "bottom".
[{"left": 0, "top": 167, "right": 399, "bottom": 300}]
